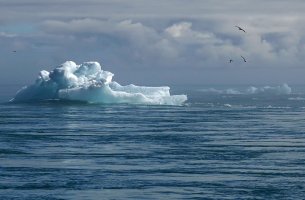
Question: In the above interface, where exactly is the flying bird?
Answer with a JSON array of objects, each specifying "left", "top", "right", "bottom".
[
  {"left": 229, "top": 59, "right": 233, "bottom": 63},
  {"left": 235, "top": 26, "right": 246, "bottom": 33},
  {"left": 12, "top": 50, "right": 17, "bottom": 53},
  {"left": 241, "top": 56, "right": 246, "bottom": 62}
]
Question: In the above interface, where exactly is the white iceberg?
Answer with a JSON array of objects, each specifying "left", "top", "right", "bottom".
[
  {"left": 246, "top": 84, "right": 292, "bottom": 95},
  {"left": 200, "top": 84, "right": 292, "bottom": 95},
  {"left": 11, "top": 61, "right": 187, "bottom": 105}
]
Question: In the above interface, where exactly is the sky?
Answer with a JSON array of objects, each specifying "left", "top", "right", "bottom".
[{"left": 0, "top": 0, "right": 305, "bottom": 86}]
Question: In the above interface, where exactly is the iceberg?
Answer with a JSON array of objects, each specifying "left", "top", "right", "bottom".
[
  {"left": 200, "top": 84, "right": 292, "bottom": 95},
  {"left": 11, "top": 61, "right": 187, "bottom": 105},
  {"left": 246, "top": 84, "right": 292, "bottom": 95}
]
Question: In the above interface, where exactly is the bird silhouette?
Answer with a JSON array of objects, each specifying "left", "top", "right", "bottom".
[
  {"left": 235, "top": 26, "right": 246, "bottom": 33},
  {"left": 12, "top": 50, "right": 17, "bottom": 53},
  {"left": 241, "top": 56, "right": 246, "bottom": 62},
  {"left": 229, "top": 59, "right": 233, "bottom": 63}
]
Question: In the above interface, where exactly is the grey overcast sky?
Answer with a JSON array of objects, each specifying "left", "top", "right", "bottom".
[{"left": 0, "top": 0, "right": 305, "bottom": 85}]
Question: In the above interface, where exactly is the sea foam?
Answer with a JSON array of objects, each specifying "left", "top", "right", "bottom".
[{"left": 11, "top": 61, "right": 187, "bottom": 105}]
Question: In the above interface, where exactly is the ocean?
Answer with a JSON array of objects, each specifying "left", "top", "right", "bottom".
[{"left": 1, "top": 84, "right": 305, "bottom": 199}]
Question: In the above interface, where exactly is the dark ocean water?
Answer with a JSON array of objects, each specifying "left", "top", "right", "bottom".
[{"left": 1, "top": 85, "right": 305, "bottom": 199}]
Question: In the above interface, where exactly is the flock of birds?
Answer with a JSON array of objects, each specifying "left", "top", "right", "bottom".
[{"left": 229, "top": 25, "right": 247, "bottom": 63}]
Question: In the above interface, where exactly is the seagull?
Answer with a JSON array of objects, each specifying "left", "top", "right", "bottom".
[
  {"left": 241, "top": 56, "right": 246, "bottom": 62},
  {"left": 229, "top": 59, "right": 233, "bottom": 63},
  {"left": 235, "top": 26, "right": 246, "bottom": 33}
]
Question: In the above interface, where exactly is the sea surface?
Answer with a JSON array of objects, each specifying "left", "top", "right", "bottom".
[{"left": 1, "top": 84, "right": 305, "bottom": 200}]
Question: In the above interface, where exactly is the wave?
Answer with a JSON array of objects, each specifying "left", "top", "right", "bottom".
[{"left": 11, "top": 61, "right": 187, "bottom": 105}]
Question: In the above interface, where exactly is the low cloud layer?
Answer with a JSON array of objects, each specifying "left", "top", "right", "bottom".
[{"left": 1, "top": 0, "right": 305, "bottom": 85}]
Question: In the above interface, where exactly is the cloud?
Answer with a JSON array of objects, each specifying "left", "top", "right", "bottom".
[
  {"left": 8, "top": 17, "right": 305, "bottom": 70},
  {"left": 165, "top": 22, "right": 219, "bottom": 44},
  {"left": 1, "top": 0, "right": 305, "bottom": 85},
  {"left": 2, "top": 0, "right": 305, "bottom": 23}
]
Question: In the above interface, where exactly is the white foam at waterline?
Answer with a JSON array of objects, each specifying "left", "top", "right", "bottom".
[{"left": 11, "top": 61, "right": 187, "bottom": 105}]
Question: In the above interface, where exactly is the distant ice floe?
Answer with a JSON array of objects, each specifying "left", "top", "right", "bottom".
[
  {"left": 200, "top": 83, "right": 292, "bottom": 95},
  {"left": 11, "top": 61, "right": 187, "bottom": 105},
  {"left": 288, "top": 97, "right": 305, "bottom": 101}
]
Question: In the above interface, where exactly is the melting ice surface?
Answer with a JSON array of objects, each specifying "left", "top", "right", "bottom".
[{"left": 11, "top": 61, "right": 187, "bottom": 105}]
